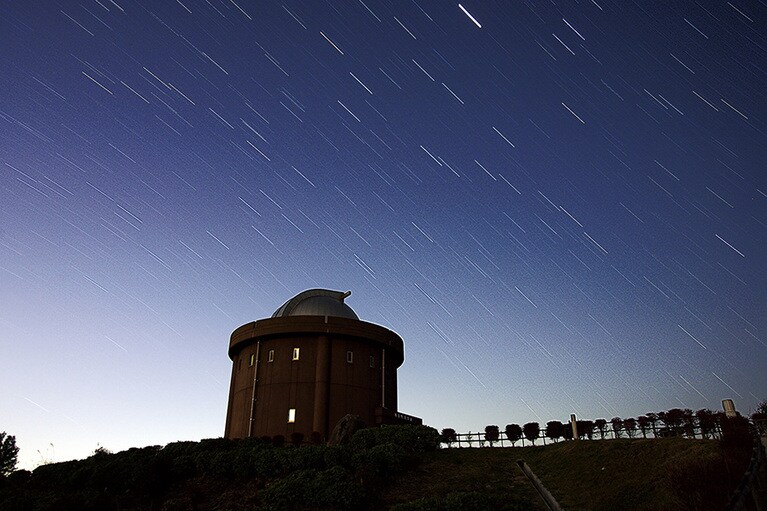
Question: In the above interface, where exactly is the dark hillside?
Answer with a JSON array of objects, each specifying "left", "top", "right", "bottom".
[
  {"left": 383, "top": 437, "right": 741, "bottom": 510},
  {"left": 0, "top": 426, "right": 748, "bottom": 511}
]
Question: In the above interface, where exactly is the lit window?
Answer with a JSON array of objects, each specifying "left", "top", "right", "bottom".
[
  {"left": 288, "top": 408, "right": 296, "bottom": 423},
  {"left": 268, "top": 350, "right": 274, "bottom": 362},
  {"left": 292, "top": 348, "right": 300, "bottom": 361},
  {"left": 249, "top": 353, "right": 255, "bottom": 366},
  {"left": 370, "top": 356, "right": 374, "bottom": 368},
  {"left": 346, "top": 351, "right": 353, "bottom": 363}
]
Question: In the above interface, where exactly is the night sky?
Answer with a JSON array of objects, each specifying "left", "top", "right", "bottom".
[{"left": 2, "top": 0, "right": 765, "bottom": 469}]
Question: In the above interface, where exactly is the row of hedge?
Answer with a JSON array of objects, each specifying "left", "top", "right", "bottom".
[{"left": 0, "top": 424, "right": 441, "bottom": 511}]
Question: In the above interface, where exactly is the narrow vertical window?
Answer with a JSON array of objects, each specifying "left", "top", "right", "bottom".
[
  {"left": 346, "top": 350, "right": 353, "bottom": 363},
  {"left": 369, "top": 356, "right": 375, "bottom": 368},
  {"left": 268, "top": 349, "right": 274, "bottom": 362},
  {"left": 249, "top": 353, "right": 255, "bottom": 366},
  {"left": 292, "top": 347, "right": 300, "bottom": 361},
  {"left": 288, "top": 408, "right": 296, "bottom": 423}
]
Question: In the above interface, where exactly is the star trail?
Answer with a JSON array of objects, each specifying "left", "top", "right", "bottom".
[{"left": 1, "top": 1, "right": 765, "bottom": 468}]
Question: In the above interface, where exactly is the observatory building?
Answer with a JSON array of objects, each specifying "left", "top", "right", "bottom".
[{"left": 225, "top": 289, "right": 421, "bottom": 441}]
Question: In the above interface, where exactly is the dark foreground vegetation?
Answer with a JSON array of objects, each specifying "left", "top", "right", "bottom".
[{"left": 0, "top": 421, "right": 755, "bottom": 511}]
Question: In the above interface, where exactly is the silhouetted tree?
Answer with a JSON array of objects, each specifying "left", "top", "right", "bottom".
[
  {"left": 657, "top": 411, "right": 667, "bottom": 431},
  {"left": 562, "top": 422, "right": 573, "bottom": 441},
  {"left": 645, "top": 412, "right": 659, "bottom": 437},
  {"left": 713, "top": 412, "right": 727, "bottom": 438},
  {"left": 755, "top": 398, "right": 767, "bottom": 416},
  {"left": 752, "top": 401, "right": 767, "bottom": 435},
  {"left": 682, "top": 409, "right": 696, "bottom": 438},
  {"left": 664, "top": 408, "right": 685, "bottom": 434},
  {"left": 310, "top": 431, "right": 323, "bottom": 445},
  {"left": 272, "top": 435, "right": 285, "bottom": 447},
  {"left": 505, "top": 424, "right": 522, "bottom": 446},
  {"left": 623, "top": 418, "right": 637, "bottom": 438},
  {"left": 610, "top": 417, "right": 623, "bottom": 439},
  {"left": 695, "top": 409, "right": 716, "bottom": 439},
  {"left": 594, "top": 419, "right": 607, "bottom": 439},
  {"left": 546, "top": 421, "right": 564, "bottom": 442},
  {"left": 441, "top": 428, "right": 457, "bottom": 447},
  {"left": 583, "top": 420, "right": 595, "bottom": 440},
  {"left": 523, "top": 422, "right": 540, "bottom": 445},
  {"left": 573, "top": 420, "right": 585, "bottom": 440},
  {"left": 637, "top": 416, "right": 650, "bottom": 438},
  {"left": 484, "top": 425, "right": 500, "bottom": 446},
  {"left": 0, "top": 432, "right": 19, "bottom": 476}
]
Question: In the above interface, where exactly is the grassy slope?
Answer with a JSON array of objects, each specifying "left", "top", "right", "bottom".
[
  {"left": 1, "top": 435, "right": 731, "bottom": 510},
  {"left": 382, "top": 438, "right": 721, "bottom": 510}
]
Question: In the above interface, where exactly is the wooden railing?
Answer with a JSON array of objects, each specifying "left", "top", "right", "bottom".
[{"left": 440, "top": 425, "right": 720, "bottom": 448}]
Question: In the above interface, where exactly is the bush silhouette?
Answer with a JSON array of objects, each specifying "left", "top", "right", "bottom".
[
  {"left": 594, "top": 419, "right": 607, "bottom": 439},
  {"left": 0, "top": 433, "right": 19, "bottom": 477},
  {"left": 290, "top": 432, "right": 304, "bottom": 447},
  {"left": 440, "top": 428, "right": 457, "bottom": 447},
  {"left": 310, "top": 431, "right": 323, "bottom": 445},
  {"left": 505, "top": 424, "right": 522, "bottom": 446},
  {"left": 623, "top": 418, "right": 637, "bottom": 438},
  {"left": 545, "top": 421, "right": 564, "bottom": 442},
  {"left": 610, "top": 417, "right": 623, "bottom": 439},
  {"left": 483, "top": 425, "right": 499, "bottom": 446},
  {"left": 523, "top": 423, "right": 540, "bottom": 445}
]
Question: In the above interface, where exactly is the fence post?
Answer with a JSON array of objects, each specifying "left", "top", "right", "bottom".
[{"left": 517, "top": 459, "right": 563, "bottom": 511}]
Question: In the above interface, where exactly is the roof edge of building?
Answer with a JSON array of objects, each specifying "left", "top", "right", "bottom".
[{"left": 228, "top": 315, "right": 404, "bottom": 364}]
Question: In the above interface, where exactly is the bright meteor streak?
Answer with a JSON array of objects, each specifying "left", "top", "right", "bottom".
[{"left": 458, "top": 4, "right": 482, "bottom": 28}]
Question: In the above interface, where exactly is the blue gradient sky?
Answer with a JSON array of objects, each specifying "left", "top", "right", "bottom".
[{"left": 2, "top": 1, "right": 765, "bottom": 469}]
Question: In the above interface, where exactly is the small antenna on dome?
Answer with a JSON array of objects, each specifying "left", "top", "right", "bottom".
[{"left": 340, "top": 290, "right": 351, "bottom": 301}]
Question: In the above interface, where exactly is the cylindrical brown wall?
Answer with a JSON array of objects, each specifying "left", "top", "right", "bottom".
[{"left": 225, "top": 316, "right": 404, "bottom": 440}]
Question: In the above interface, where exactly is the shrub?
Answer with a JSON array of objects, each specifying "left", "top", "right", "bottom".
[
  {"left": 310, "top": 431, "right": 323, "bottom": 445},
  {"left": 323, "top": 445, "right": 351, "bottom": 470},
  {"left": 350, "top": 425, "right": 440, "bottom": 454},
  {"left": 390, "top": 498, "right": 442, "bottom": 511},
  {"left": 277, "top": 444, "right": 328, "bottom": 473},
  {"left": 594, "top": 419, "right": 607, "bottom": 439},
  {"left": 260, "top": 466, "right": 365, "bottom": 511},
  {"left": 610, "top": 417, "right": 623, "bottom": 438},
  {"left": 440, "top": 428, "right": 457, "bottom": 447},
  {"left": 696, "top": 409, "right": 717, "bottom": 439},
  {"left": 390, "top": 491, "right": 531, "bottom": 511},
  {"left": 623, "top": 418, "right": 637, "bottom": 438},
  {"left": 546, "top": 421, "right": 564, "bottom": 442},
  {"left": 505, "top": 424, "right": 522, "bottom": 445},
  {"left": 352, "top": 442, "right": 406, "bottom": 484},
  {"left": 483, "top": 425, "right": 499, "bottom": 446},
  {"left": 523, "top": 422, "right": 540, "bottom": 445},
  {"left": 0, "top": 433, "right": 19, "bottom": 477},
  {"left": 444, "top": 491, "right": 494, "bottom": 511},
  {"left": 290, "top": 432, "right": 304, "bottom": 447},
  {"left": 637, "top": 416, "right": 651, "bottom": 438},
  {"left": 272, "top": 435, "right": 285, "bottom": 447},
  {"left": 582, "top": 420, "right": 594, "bottom": 440},
  {"left": 664, "top": 409, "right": 685, "bottom": 431}
]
